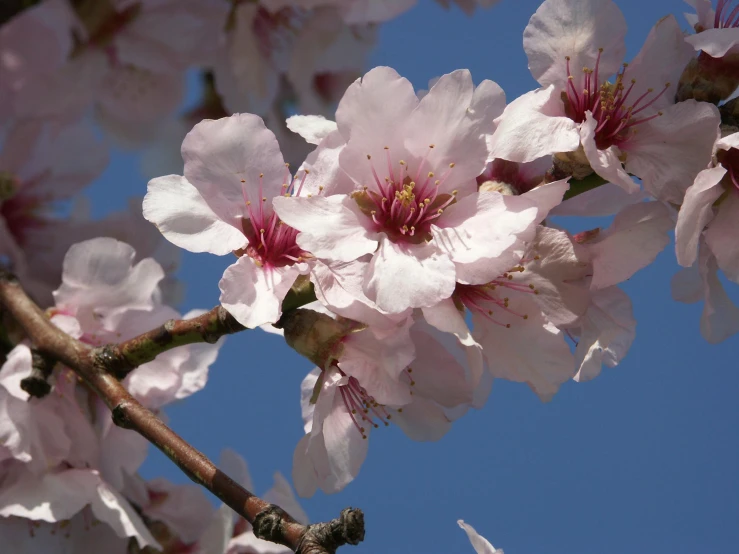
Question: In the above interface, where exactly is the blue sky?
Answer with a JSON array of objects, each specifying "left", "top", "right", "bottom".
[{"left": 87, "top": 1, "right": 739, "bottom": 552}]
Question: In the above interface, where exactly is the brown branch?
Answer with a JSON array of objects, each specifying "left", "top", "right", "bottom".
[{"left": 0, "top": 272, "right": 363, "bottom": 554}]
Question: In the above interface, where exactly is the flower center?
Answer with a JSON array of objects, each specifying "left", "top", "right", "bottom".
[
  {"left": 563, "top": 50, "right": 669, "bottom": 149},
  {"left": 351, "top": 147, "right": 457, "bottom": 244},
  {"left": 454, "top": 258, "right": 540, "bottom": 328},
  {"left": 718, "top": 147, "right": 739, "bottom": 194},
  {"left": 238, "top": 167, "right": 308, "bottom": 268},
  {"left": 716, "top": 0, "right": 739, "bottom": 28}
]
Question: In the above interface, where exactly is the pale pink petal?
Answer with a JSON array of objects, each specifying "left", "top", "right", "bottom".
[
  {"left": 286, "top": 115, "right": 338, "bottom": 145},
  {"left": 704, "top": 191, "right": 739, "bottom": 282},
  {"left": 580, "top": 113, "right": 639, "bottom": 193},
  {"left": 144, "top": 175, "right": 247, "bottom": 255},
  {"left": 0, "top": 343, "right": 32, "bottom": 398},
  {"left": 273, "top": 195, "right": 378, "bottom": 262},
  {"left": 686, "top": 27, "right": 739, "bottom": 57},
  {"left": 474, "top": 295, "right": 574, "bottom": 402},
  {"left": 457, "top": 520, "right": 502, "bottom": 554},
  {"left": 404, "top": 70, "right": 490, "bottom": 188},
  {"left": 572, "top": 286, "right": 636, "bottom": 382},
  {"left": 523, "top": 0, "right": 626, "bottom": 91},
  {"left": 625, "top": 15, "right": 694, "bottom": 111},
  {"left": 520, "top": 179, "right": 570, "bottom": 220},
  {"left": 551, "top": 182, "right": 645, "bottom": 217},
  {"left": 432, "top": 191, "right": 538, "bottom": 267},
  {"left": 699, "top": 248, "right": 739, "bottom": 343},
  {"left": 198, "top": 504, "right": 234, "bottom": 554},
  {"left": 336, "top": 66, "right": 418, "bottom": 150},
  {"left": 219, "top": 257, "right": 303, "bottom": 328},
  {"left": 588, "top": 202, "right": 673, "bottom": 289},
  {"left": 364, "top": 238, "right": 456, "bottom": 313},
  {"left": 409, "top": 322, "right": 477, "bottom": 408},
  {"left": 421, "top": 299, "right": 483, "bottom": 385},
  {"left": 470, "top": 79, "right": 507, "bottom": 130},
  {"left": 182, "top": 114, "right": 286, "bottom": 225},
  {"left": 98, "top": 423, "right": 148, "bottom": 492},
  {"left": 311, "top": 258, "right": 410, "bottom": 328},
  {"left": 338, "top": 325, "right": 414, "bottom": 406},
  {"left": 675, "top": 166, "right": 725, "bottom": 267},
  {"left": 489, "top": 87, "right": 580, "bottom": 163},
  {"left": 392, "top": 395, "right": 452, "bottom": 441},
  {"left": 623, "top": 100, "right": 720, "bottom": 204},
  {"left": 520, "top": 226, "right": 591, "bottom": 326},
  {"left": 90, "top": 480, "right": 158, "bottom": 548}
]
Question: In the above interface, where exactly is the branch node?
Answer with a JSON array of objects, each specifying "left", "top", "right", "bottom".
[
  {"left": 111, "top": 402, "right": 134, "bottom": 429},
  {"left": 253, "top": 505, "right": 290, "bottom": 544},
  {"left": 296, "top": 507, "right": 365, "bottom": 554},
  {"left": 94, "top": 344, "right": 133, "bottom": 379}
]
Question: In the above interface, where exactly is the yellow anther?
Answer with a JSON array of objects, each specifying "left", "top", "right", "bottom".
[
  {"left": 240, "top": 179, "right": 246, "bottom": 183},
  {"left": 260, "top": 229, "right": 265, "bottom": 233},
  {"left": 506, "top": 323, "right": 511, "bottom": 328},
  {"left": 428, "top": 172, "right": 434, "bottom": 177},
  {"left": 305, "top": 169, "right": 310, "bottom": 174},
  {"left": 384, "top": 146, "right": 389, "bottom": 150},
  {"left": 259, "top": 173, "right": 264, "bottom": 178},
  {"left": 523, "top": 315, "right": 528, "bottom": 320},
  {"left": 429, "top": 144, "right": 435, "bottom": 148},
  {"left": 367, "top": 154, "right": 372, "bottom": 159},
  {"left": 449, "top": 162, "right": 456, "bottom": 168},
  {"left": 399, "top": 160, "right": 406, "bottom": 165}
]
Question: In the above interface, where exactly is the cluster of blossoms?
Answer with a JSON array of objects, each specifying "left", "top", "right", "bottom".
[
  {"left": 0, "top": 236, "right": 307, "bottom": 552},
  {"left": 1, "top": 0, "right": 738, "bottom": 551},
  {"left": 142, "top": 0, "right": 739, "bottom": 497},
  {"left": 0, "top": 0, "right": 495, "bottom": 310}
]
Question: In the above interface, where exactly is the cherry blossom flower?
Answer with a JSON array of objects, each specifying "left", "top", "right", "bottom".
[
  {"left": 457, "top": 520, "right": 503, "bottom": 554},
  {"left": 15, "top": 0, "right": 228, "bottom": 142},
  {"left": 0, "top": 119, "right": 108, "bottom": 305},
  {"left": 291, "top": 315, "right": 478, "bottom": 497},
  {"left": 0, "top": 237, "right": 222, "bottom": 547},
  {"left": 275, "top": 66, "right": 528, "bottom": 313},
  {"left": 490, "top": 0, "right": 720, "bottom": 204},
  {"left": 676, "top": 132, "right": 739, "bottom": 286},
  {"left": 144, "top": 113, "right": 320, "bottom": 328}
]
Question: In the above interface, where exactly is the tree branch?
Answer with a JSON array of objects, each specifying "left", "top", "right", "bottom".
[{"left": 0, "top": 272, "right": 363, "bottom": 554}]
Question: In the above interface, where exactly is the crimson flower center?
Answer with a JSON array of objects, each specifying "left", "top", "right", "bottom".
[
  {"left": 718, "top": 147, "right": 739, "bottom": 194},
  {"left": 352, "top": 147, "right": 457, "bottom": 244},
  {"left": 563, "top": 50, "right": 669, "bottom": 150},
  {"left": 239, "top": 172, "right": 306, "bottom": 268}
]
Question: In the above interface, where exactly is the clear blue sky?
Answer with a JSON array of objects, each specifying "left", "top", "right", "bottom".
[{"left": 87, "top": 1, "right": 739, "bottom": 552}]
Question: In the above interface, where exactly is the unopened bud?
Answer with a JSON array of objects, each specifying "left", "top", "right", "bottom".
[
  {"left": 553, "top": 148, "right": 593, "bottom": 180},
  {"left": 277, "top": 309, "right": 363, "bottom": 368}
]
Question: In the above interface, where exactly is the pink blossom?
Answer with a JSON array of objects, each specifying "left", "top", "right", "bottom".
[
  {"left": 490, "top": 0, "right": 720, "bottom": 203},
  {"left": 0, "top": 119, "right": 108, "bottom": 306},
  {"left": 293, "top": 317, "right": 478, "bottom": 497},
  {"left": 676, "top": 132, "right": 739, "bottom": 285},
  {"left": 145, "top": 114, "right": 324, "bottom": 328},
  {"left": 457, "top": 520, "right": 503, "bottom": 554},
  {"left": 275, "top": 67, "right": 535, "bottom": 313}
]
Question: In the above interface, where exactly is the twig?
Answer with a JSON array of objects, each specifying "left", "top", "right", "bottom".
[{"left": 0, "top": 271, "right": 363, "bottom": 554}]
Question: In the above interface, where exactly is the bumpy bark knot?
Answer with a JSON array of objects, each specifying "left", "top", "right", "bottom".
[
  {"left": 253, "top": 505, "right": 290, "bottom": 543},
  {"left": 297, "top": 507, "right": 365, "bottom": 554},
  {"left": 94, "top": 344, "right": 134, "bottom": 379}
]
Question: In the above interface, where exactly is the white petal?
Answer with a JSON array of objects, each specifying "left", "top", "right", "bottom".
[
  {"left": 286, "top": 115, "right": 338, "bottom": 145},
  {"left": 144, "top": 175, "right": 246, "bottom": 255}
]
